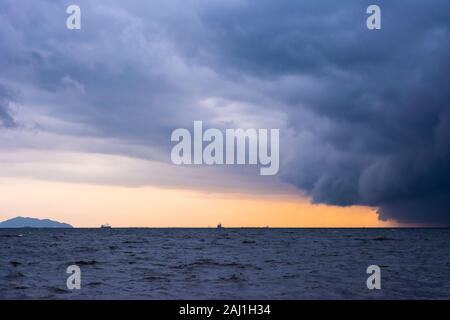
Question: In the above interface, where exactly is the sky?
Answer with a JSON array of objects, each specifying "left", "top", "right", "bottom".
[{"left": 0, "top": 0, "right": 449, "bottom": 227}]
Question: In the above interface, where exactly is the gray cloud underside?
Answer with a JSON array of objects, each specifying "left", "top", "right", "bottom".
[{"left": 0, "top": 0, "right": 449, "bottom": 224}]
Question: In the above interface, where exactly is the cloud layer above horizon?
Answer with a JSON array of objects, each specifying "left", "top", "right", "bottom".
[{"left": 1, "top": 0, "right": 449, "bottom": 225}]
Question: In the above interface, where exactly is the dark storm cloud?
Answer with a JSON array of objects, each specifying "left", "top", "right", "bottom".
[
  {"left": 1, "top": 0, "right": 449, "bottom": 224},
  {"left": 184, "top": 0, "right": 450, "bottom": 225},
  {"left": 0, "top": 0, "right": 215, "bottom": 157}
]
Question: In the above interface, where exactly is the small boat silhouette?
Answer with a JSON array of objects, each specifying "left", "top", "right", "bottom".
[
  {"left": 217, "top": 223, "right": 223, "bottom": 229},
  {"left": 100, "top": 224, "right": 112, "bottom": 229}
]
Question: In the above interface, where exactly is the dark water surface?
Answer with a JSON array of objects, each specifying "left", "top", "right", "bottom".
[{"left": 0, "top": 228, "right": 449, "bottom": 299}]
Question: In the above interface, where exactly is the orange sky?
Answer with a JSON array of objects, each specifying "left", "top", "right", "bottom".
[{"left": 0, "top": 177, "right": 398, "bottom": 228}]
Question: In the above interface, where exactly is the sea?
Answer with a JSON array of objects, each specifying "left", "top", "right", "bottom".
[{"left": 0, "top": 228, "right": 449, "bottom": 299}]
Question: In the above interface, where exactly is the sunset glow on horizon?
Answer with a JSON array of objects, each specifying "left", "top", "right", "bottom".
[{"left": 0, "top": 177, "right": 398, "bottom": 228}]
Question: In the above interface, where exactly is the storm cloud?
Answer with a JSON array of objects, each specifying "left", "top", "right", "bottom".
[
  {"left": 0, "top": 0, "right": 449, "bottom": 224},
  {"left": 170, "top": 0, "right": 450, "bottom": 225}
]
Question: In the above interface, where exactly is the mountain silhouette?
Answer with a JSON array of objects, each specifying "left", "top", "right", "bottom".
[{"left": 0, "top": 216, "right": 73, "bottom": 228}]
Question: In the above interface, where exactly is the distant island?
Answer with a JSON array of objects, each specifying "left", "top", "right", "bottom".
[{"left": 0, "top": 216, "right": 73, "bottom": 228}]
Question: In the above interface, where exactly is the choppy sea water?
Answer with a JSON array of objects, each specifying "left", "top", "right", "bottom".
[{"left": 0, "top": 228, "right": 449, "bottom": 299}]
